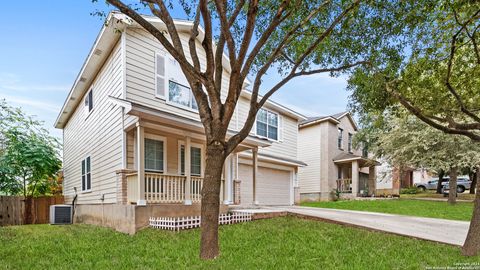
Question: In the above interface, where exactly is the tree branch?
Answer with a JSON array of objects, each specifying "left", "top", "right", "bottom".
[{"left": 387, "top": 82, "right": 480, "bottom": 141}]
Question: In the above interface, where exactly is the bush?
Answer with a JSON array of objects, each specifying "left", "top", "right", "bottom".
[{"left": 400, "top": 187, "right": 420, "bottom": 194}]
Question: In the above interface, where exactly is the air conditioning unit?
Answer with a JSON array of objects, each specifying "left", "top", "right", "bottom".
[{"left": 50, "top": 205, "right": 72, "bottom": 225}]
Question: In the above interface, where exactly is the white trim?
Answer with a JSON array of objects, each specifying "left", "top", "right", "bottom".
[
  {"left": 144, "top": 134, "right": 167, "bottom": 173},
  {"left": 154, "top": 51, "right": 167, "bottom": 99},
  {"left": 290, "top": 169, "right": 294, "bottom": 205},
  {"left": 237, "top": 152, "right": 305, "bottom": 167},
  {"left": 81, "top": 155, "right": 92, "bottom": 193},
  {"left": 255, "top": 108, "right": 280, "bottom": 142},
  {"left": 178, "top": 140, "right": 204, "bottom": 177},
  {"left": 121, "top": 31, "right": 127, "bottom": 99},
  {"left": 299, "top": 116, "right": 340, "bottom": 128},
  {"left": 166, "top": 80, "right": 199, "bottom": 113},
  {"left": 84, "top": 88, "right": 94, "bottom": 119}
]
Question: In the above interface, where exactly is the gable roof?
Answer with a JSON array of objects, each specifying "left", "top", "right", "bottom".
[
  {"left": 55, "top": 11, "right": 305, "bottom": 128},
  {"left": 299, "top": 111, "right": 358, "bottom": 130}
]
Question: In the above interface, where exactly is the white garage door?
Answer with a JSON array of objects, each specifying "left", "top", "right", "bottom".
[{"left": 239, "top": 164, "right": 291, "bottom": 205}]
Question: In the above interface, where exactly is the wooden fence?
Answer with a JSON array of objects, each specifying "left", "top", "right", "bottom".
[{"left": 0, "top": 196, "right": 64, "bottom": 226}]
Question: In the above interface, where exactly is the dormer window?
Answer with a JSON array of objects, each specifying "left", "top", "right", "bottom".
[{"left": 84, "top": 89, "right": 93, "bottom": 115}]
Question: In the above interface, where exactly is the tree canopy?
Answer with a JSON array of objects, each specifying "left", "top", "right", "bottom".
[
  {"left": 0, "top": 100, "right": 62, "bottom": 197},
  {"left": 348, "top": 1, "right": 480, "bottom": 141}
]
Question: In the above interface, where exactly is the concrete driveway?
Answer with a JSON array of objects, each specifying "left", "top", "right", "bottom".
[{"left": 267, "top": 205, "right": 470, "bottom": 246}]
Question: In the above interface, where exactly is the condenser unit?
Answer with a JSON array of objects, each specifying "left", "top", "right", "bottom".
[{"left": 49, "top": 205, "right": 72, "bottom": 225}]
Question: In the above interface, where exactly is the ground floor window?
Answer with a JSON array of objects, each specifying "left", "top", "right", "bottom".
[
  {"left": 180, "top": 144, "right": 202, "bottom": 176},
  {"left": 81, "top": 156, "right": 91, "bottom": 191},
  {"left": 145, "top": 138, "right": 165, "bottom": 172}
]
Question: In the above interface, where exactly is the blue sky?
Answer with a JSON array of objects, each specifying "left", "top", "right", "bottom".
[{"left": 0, "top": 1, "right": 350, "bottom": 139}]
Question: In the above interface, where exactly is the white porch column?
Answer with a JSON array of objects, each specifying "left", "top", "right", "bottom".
[
  {"left": 136, "top": 123, "right": 146, "bottom": 205},
  {"left": 184, "top": 136, "right": 192, "bottom": 205},
  {"left": 252, "top": 147, "right": 259, "bottom": 205},
  {"left": 224, "top": 155, "right": 233, "bottom": 204},
  {"left": 351, "top": 160, "right": 359, "bottom": 197},
  {"left": 368, "top": 165, "right": 376, "bottom": 196}
]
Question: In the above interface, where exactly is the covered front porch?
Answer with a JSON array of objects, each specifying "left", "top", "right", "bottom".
[
  {"left": 333, "top": 153, "right": 379, "bottom": 197},
  {"left": 113, "top": 97, "right": 272, "bottom": 206}
]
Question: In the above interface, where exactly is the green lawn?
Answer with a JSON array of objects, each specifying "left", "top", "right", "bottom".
[
  {"left": 1, "top": 217, "right": 479, "bottom": 269},
  {"left": 301, "top": 199, "right": 473, "bottom": 221}
]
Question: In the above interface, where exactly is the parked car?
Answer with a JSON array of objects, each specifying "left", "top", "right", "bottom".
[
  {"left": 442, "top": 177, "right": 471, "bottom": 193},
  {"left": 415, "top": 178, "right": 448, "bottom": 191}
]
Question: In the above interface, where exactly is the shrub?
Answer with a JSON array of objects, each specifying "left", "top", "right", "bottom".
[{"left": 400, "top": 187, "right": 420, "bottom": 194}]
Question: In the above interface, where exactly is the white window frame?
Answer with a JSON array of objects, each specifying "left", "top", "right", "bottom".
[
  {"left": 166, "top": 80, "right": 199, "bottom": 112},
  {"left": 81, "top": 156, "right": 92, "bottom": 192},
  {"left": 154, "top": 52, "right": 167, "bottom": 100},
  {"left": 84, "top": 88, "right": 94, "bottom": 119},
  {"left": 144, "top": 134, "right": 167, "bottom": 173},
  {"left": 178, "top": 141, "right": 204, "bottom": 177},
  {"left": 255, "top": 108, "right": 279, "bottom": 141}
]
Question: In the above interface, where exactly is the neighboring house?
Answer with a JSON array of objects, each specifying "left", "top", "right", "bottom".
[
  {"left": 297, "top": 112, "right": 379, "bottom": 201},
  {"left": 377, "top": 164, "right": 432, "bottom": 196},
  {"left": 55, "top": 12, "right": 306, "bottom": 234}
]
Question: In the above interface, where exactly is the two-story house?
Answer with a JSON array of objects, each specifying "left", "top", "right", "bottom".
[
  {"left": 297, "top": 112, "right": 379, "bottom": 201},
  {"left": 55, "top": 12, "right": 306, "bottom": 234}
]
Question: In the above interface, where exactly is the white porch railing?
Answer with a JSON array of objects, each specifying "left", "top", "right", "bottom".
[
  {"left": 126, "top": 172, "right": 224, "bottom": 204},
  {"left": 336, "top": 178, "right": 352, "bottom": 193}
]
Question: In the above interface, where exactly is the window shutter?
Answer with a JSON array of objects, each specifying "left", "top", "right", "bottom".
[
  {"left": 155, "top": 53, "right": 166, "bottom": 98},
  {"left": 279, "top": 115, "right": 284, "bottom": 142}
]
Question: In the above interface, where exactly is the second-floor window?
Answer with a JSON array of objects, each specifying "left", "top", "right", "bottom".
[
  {"left": 338, "top": 128, "right": 343, "bottom": 150},
  {"left": 348, "top": 133, "right": 353, "bottom": 153},
  {"left": 84, "top": 89, "right": 93, "bottom": 115},
  {"left": 168, "top": 81, "right": 198, "bottom": 110},
  {"left": 256, "top": 108, "right": 278, "bottom": 141}
]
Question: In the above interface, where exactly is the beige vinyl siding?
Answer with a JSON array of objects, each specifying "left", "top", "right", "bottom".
[
  {"left": 126, "top": 128, "right": 205, "bottom": 176},
  {"left": 236, "top": 96, "right": 298, "bottom": 160},
  {"left": 63, "top": 41, "right": 124, "bottom": 204},
  {"left": 124, "top": 28, "right": 239, "bottom": 127},
  {"left": 297, "top": 124, "right": 322, "bottom": 193}
]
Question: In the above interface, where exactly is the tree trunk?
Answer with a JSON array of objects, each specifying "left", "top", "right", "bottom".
[
  {"left": 199, "top": 142, "right": 226, "bottom": 260},
  {"left": 436, "top": 169, "right": 445, "bottom": 194},
  {"left": 462, "top": 168, "right": 480, "bottom": 256},
  {"left": 470, "top": 169, "right": 477, "bottom": 195},
  {"left": 448, "top": 168, "right": 457, "bottom": 205}
]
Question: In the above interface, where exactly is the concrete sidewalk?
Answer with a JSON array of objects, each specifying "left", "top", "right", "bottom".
[{"left": 268, "top": 206, "right": 470, "bottom": 246}]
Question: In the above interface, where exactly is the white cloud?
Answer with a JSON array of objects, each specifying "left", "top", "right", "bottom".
[{"left": 0, "top": 94, "right": 60, "bottom": 113}]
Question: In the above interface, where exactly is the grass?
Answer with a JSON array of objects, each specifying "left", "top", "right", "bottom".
[
  {"left": 401, "top": 190, "right": 476, "bottom": 200},
  {"left": 301, "top": 199, "right": 473, "bottom": 221},
  {"left": 1, "top": 217, "right": 479, "bottom": 270}
]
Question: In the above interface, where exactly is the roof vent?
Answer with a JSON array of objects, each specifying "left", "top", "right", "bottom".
[
  {"left": 93, "top": 49, "right": 103, "bottom": 56},
  {"left": 79, "top": 77, "right": 87, "bottom": 83}
]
